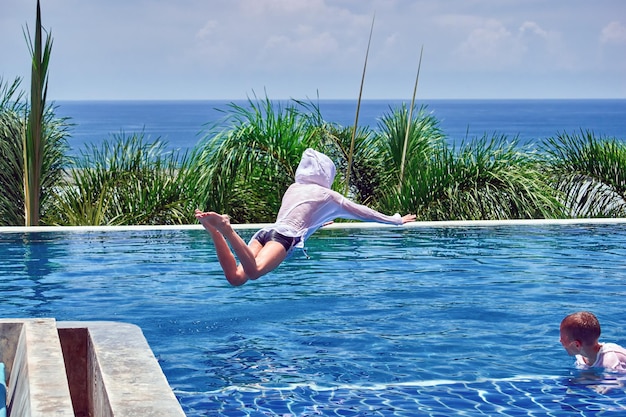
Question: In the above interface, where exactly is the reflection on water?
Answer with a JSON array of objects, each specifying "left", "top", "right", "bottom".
[
  {"left": 567, "top": 368, "right": 626, "bottom": 395},
  {"left": 1, "top": 233, "right": 67, "bottom": 316},
  {"left": 1, "top": 224, "right": 625, "bottom": 416}
]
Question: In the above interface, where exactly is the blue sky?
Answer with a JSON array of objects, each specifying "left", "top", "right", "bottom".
[{"left": 2, "top": 0, "right": 625, "bottom": 100}]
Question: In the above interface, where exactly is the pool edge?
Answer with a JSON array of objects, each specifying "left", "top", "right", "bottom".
[{"left": 1, "top": 217, "right": 626, "bottom": 234}]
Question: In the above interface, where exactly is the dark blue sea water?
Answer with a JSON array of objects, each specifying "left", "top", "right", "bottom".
[{"left": 55, "top": 99, "right": 626, "bottom": 156}]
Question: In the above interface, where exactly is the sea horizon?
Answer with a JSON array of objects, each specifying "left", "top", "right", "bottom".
[{"left": 54, "top": 98, "right": 626, "bottom": 156}]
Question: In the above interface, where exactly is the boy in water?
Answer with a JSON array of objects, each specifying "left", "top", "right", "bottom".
[
  {"left": 560, "top": 311, "right": 626, "bottom": 372},
  {"left": 196, "top": 148, "right": 416, "bottom": 286}
]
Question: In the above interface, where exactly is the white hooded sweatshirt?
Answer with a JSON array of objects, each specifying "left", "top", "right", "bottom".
[{"left": 251, "top": 148, "right": 402, "bottom": 253}]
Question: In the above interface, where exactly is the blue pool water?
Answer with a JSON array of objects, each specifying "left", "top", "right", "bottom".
[{"left": 1, "top": 223, "right": 625, "bottom": 416}]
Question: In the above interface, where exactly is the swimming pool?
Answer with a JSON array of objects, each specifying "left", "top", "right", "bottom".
[{"left": 1, "top": 221, "right": 625, "bottom": 416}]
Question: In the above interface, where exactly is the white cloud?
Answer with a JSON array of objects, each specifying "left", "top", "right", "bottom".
[
  {"left": 519, "top": 21, "right": 548, "bottom": 39},
  {"left": 196, "top": 20, "right": 218, "bottom": 41},
  {"left": 601, "top": 21, "right": 626, "bottom": 44},
  {"left": 449, "top": 18, "right": 577, "bottom": 72},
  {"left": 261, "top": 30, "right": 341, "bottom": 68},
  {"left": 189, "top": 0, "right": 370, "bottom": 72},
  {"left": 454, "top": 19, "right": 523, "bottom": 69},
  {"left": 598, "top": 21, "right": 626, "bottom": 71}
]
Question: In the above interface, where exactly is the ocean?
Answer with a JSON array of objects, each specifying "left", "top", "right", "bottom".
[{"left": 54, "top": 99, "right": 626, "bottom": 156}]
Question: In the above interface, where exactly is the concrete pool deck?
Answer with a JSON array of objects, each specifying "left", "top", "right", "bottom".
[{"left": 0, "top": 319, "right": 185, "bottom": 417}]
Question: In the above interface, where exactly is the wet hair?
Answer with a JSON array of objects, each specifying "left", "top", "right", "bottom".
[{"left": 560, "top": 311, "right": 601, "bottom": 345}]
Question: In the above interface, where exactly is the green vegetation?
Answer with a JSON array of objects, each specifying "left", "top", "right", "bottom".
[
  {"left": 2, "top": 2, "right": 625, "bottom": 227},
  {"left": 0, "top": 78, "right": 26, "bottom": 226},
  {"left": 23, "top": 0, "right": 64, "bottom": 226},
  {"left": 45, "top": 134, "right": 197, "bottom": 226},
  {"left": 190, "top": 96, "right": 328, "bottom": 223},
  {"left": 401, "top": 134, "right": 564, "bottom": 220},
  {"left": 0, "top": 0, "right": 70, "bottom": 227},
  {"left": 0, "top": 74, "right": 69, "bottom": 227},
  {"left": 3, "top": 80, "right": 626, "bottom": 226},
  {"left": 541, "top": 130, "right": 626, "bottom": 217}
]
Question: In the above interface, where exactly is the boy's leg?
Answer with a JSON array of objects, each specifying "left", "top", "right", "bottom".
[
  {"left": 249, "top": 242, "right": 289, "bottom": 277},
  {"left": 206, "top": 226, "right": 248, "bottom": 286},
  {"left": 196, "top": 211, "right": 258, "bottom": 272},
  {"left": 218, "top": 225, "right": 288, "bottom": 279},
  {"left": 196, "top": 210, "right": 287, "bottom": 283},
  {"left": 196, "top": 210, "right": 249, "bottom": 285}
]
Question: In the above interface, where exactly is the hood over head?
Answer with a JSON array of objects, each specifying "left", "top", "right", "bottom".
[{"left": 294, "top": 148, "right": 336, "bottom": 188}]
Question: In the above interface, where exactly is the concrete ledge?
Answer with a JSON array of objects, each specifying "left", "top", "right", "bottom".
[
  {"left": 0, "top": 318, "right": 74, "bottom": 417},
  {"left": 57, "top": 321, "right": 186, "bottom": 417},
  {"left": 0, "top": 319, "right": 185, "bottom": 417}
]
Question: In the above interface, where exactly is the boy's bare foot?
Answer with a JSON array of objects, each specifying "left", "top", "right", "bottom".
[{"left": 195, "top": 210, "right": 231, "bottom": 233}]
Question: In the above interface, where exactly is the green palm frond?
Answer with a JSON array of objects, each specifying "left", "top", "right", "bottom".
[
  {"left": 541, "top": 130, "right": 626, "bottom": 217},
  {"left": 373, "top": 103, "right": 446, "bottom": 214},
  {"left": 45, "top": 133, "right": 195, "bottom": 225},
  {"left": 445, "top": 136, "right": 562, "bottom": 219},
  {"left": 377, "top": 103, "right": 445, "bottom": 177},
  {"left": 1, "top": 73, "right": 69, "bottom": 226},
  {"left": 0, "top": 77, "right": 25, "bottom": 109},
  {"left": 0, "top": 79, "right": 27, "bottom": 225},
  {"left": 379, "top": 133, "right": 563, "bottom": 220},
  {"left": 317, "top": 124, "right": 382, "bottom": 204}
]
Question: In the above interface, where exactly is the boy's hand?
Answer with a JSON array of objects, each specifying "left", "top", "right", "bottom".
[{"left": 401, "top": 214, "right": 416, "bottom": 224}]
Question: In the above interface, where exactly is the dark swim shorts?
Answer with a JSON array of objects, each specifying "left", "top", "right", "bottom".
[{"left": 254, "top": 229, "right": 300, "bottom": 252}]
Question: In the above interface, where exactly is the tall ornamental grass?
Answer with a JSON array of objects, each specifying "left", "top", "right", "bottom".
[{"left": 23, "top": 0, "right": 53, "bottom": 226}]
